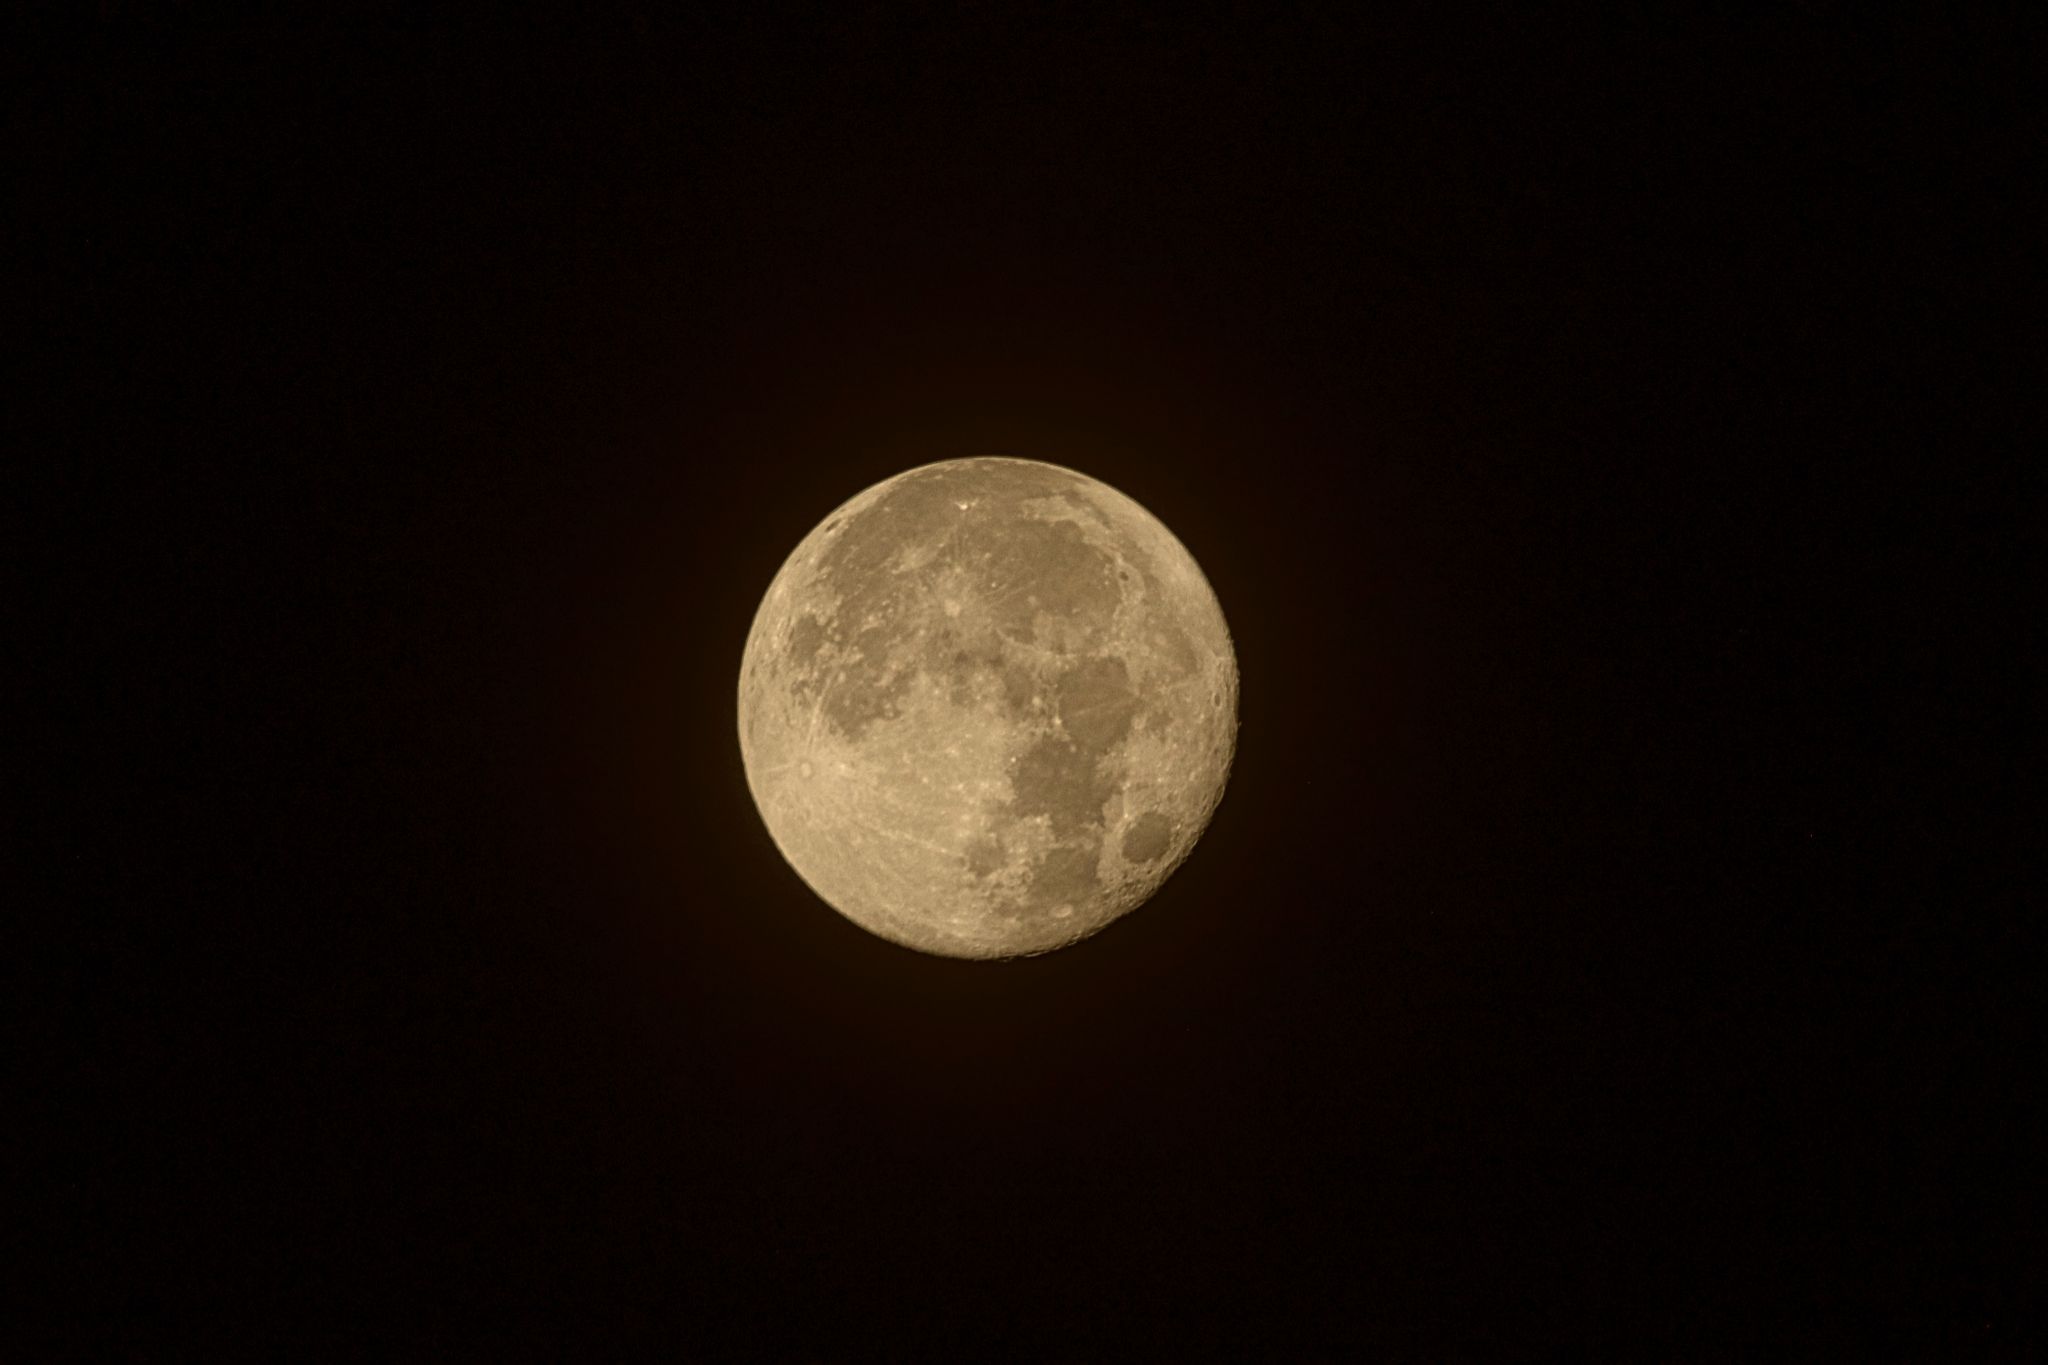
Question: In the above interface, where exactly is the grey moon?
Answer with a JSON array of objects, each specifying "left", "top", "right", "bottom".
[{"left": 737, "top": 456, "right": 1238, "bottom": 959}]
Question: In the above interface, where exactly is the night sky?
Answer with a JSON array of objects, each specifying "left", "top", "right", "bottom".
[{"left": 28, "top": 8, "right": 2028, "bottom": 1358}]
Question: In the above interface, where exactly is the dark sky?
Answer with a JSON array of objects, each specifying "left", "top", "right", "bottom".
[{"left": 27, "top": 7, "right": 2028, "bottom": 1358}]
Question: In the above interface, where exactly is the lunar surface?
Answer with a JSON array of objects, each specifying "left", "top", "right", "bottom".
[{"left": 737, "top": 456, "right": 1236, "bottom": 958}]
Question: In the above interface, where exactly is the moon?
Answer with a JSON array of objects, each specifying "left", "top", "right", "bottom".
[{"left": 737, "top": 456, "right": 1237, "bottom": 959}]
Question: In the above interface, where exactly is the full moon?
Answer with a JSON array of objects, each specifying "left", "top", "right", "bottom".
[{"left": 737, "top": 457, "right": 1237, "bottom": 958}]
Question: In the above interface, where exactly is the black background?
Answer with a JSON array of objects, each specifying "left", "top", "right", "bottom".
[{"left": 25, "top": 6, "right": 2031, "bottom": 1358}]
